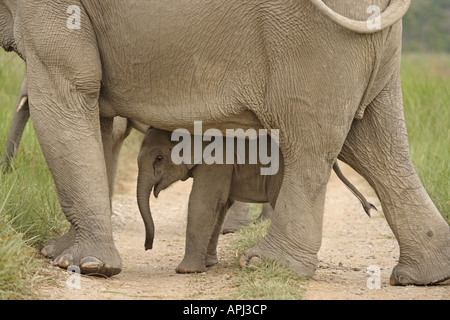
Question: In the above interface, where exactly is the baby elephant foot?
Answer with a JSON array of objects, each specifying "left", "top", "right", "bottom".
[
  {"left": 52, "top": 241, "right": 122, "bottom": 277},
  {"left": 41, "top": 226, "right": 76, "bottom": 259},
  {"left": 175, "top": 258, "right": 207, "bottom": 274}
]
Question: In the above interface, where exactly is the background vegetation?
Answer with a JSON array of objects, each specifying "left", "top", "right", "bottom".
[
  {"left": 401, "top": 53, "right": 449, "bottom": 222},
  {"left": 0, "top": 52, "right": 68, "bottom": 299},
  {"left": 0, "top": 3, "right": 449, "bottom": 299},
  {"left": 403, "top": 0, "right": 450, "bottom": 53}
]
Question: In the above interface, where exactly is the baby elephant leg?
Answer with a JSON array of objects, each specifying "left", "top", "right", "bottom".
[
  {"left": 176, "top": 165, "right": 233, "bottom": 274},
  {"left": 206, "top": 200, "right": 233, "bottom": 267}
]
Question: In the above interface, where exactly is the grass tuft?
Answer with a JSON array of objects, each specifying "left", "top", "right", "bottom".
[
  {"left": 228, "top": 206, "right": 308, "bottom": 300},
  {"left": 0, "top": 51, "right": 68, "bottom": 299}
]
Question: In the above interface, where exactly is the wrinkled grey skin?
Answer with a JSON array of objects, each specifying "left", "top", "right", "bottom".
[
  {"left": 1, "top": 0, "right": 449, "bottom": 284},
  {"left": 0, "top": 75, "right": 145, "bottom": 195},
  {"left": 0, "top": 75, "right": 144, "bottom": 174},
  {"left": 137, "top": 128, "right": 375, "bottom": 273},
  {"left": 41, "top": 115, "right": 145, "bottom": 260}
]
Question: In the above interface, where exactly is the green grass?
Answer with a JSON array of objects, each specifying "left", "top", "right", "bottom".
[
  {"left": 0, "top": 51, "right": 68, "bottom": 299},
  {"left": 228, "top": 205, "right": 308, "bottom": 300},
  {"left": 401, "top": 53, "right": 450, "bottom": 223}
]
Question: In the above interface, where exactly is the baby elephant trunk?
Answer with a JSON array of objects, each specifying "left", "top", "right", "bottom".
[{"left": 137, "top": 173, "right": 156, "bottom": 250}]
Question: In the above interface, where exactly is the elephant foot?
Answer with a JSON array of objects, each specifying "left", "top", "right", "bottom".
[
  {"left": 389, "top": 222, "right": 450, "bottom": 286},
  {"left": 239, "top": 236, "right": 317, "bottom": 278},
  {"left": 51, "top": 241, "right": 122, "bottom": 277},
  {"left": 175, "top": 258, "right": 207, "bottom": 274},
  {"left": 41, "top": 226, "right": 76, "bottom": 259},
  {"left": 390, "top": 254, "right": 450, "bottom": 286},
  {"left": 205, "top": 254, "right": 219, "bottom": 268}
]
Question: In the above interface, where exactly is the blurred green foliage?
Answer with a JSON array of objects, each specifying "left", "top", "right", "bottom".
[{"left": 403, "top": 0, "right": 450, "bottom": 52}]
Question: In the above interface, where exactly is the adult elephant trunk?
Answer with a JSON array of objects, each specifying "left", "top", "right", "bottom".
[
  {"left": 310, "top": 0, "right": 411, "bottom": 34},
  {"left": 137, "top": 172, "right": 156, "bottom": 251}
]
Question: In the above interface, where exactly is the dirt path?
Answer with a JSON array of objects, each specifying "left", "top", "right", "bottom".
[
  {"left": 35, "top": 144, "right": 449, "bottom": 300},
  {"left": 305, "top": 164, "right": 449, "bottom": 300}
]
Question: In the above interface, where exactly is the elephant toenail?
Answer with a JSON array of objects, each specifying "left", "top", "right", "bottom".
[
  {"left": 80, "top": 256, "right": 104, "bottom": 272},
  {"left": 55, "top": 254, "right": 72, "bottom": 269},
  {"left": 248, "top": 256, "right": 263, "bottom": 267}
]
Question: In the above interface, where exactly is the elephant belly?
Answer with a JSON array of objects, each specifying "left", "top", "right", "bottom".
[
  {"left": 86, "top": 0, "right": 389, "bottom": 133},
  {"left": 85, "top": 0, "right": 268, "bottom": 131}
]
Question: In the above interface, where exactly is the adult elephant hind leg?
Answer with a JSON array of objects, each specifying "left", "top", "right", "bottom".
[
  {"left": 241, "top": 165, "right": 327, "bottom": 277},
  {"left": 241, "top": 108, "right": 349, "bottom": 278},
  {"left": 339, "top": 73, "right": 450, "bottom": 286}
]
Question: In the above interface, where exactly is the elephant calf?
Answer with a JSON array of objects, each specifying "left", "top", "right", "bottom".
[{"left": 137, "top": 128, "right": 375, "bottom": 274}]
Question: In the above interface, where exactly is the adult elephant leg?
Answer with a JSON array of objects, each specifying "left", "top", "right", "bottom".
[
  {"left": 30, "top": 97, "right": 121, "bottom": 275},
  {"left": 241, "top": 104, "right": 349, "bottom": 278},
  {"left": 41, "top": 226, "right": 76, "bottom": 259},
  {"left": 41, "top": 118, "right": 121, "bottom": 261},
  {"left": 100, "top": 117, "right": 115, "bottom": 200},
  {"left": 339, "top": 72, "right": 450, "bottom": 286},
  {"left": 100, "top": 117, "right": 131, "bottom": 199},
  {"left": 23, "top": 1, "right": 121, "bottom": 277},
  {"left": 241, "top": 162, "right": 329, "bottom": 276},
  {"left": 30, "top": 96, "right": 122, "bottom": 276}
]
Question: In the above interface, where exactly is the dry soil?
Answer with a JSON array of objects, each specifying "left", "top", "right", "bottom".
[{"left": 35, "top": 144, "right": 449, "bottom": 300}]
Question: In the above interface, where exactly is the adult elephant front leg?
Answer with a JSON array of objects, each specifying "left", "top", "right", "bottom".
[
  {"left": 22, "top": 1, "right": 121, "bottom": 277},
  {"left": 30, "top": 91, "right": 121, "bottom": 276},
  {"left": 41, "top": 117, "right": 125, "bottom": 259}
]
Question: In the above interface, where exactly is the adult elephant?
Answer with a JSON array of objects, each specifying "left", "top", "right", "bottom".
[{"left": 1, "top": 0, "right": 448, "bottom": 285}]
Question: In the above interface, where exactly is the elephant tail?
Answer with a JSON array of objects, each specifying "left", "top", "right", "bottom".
[
  {"left": 332, "top": 162, "right": 377, "bottom": 217},
  {"left": 310, "top": 0, "right": 411, "bottom": 34}
]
